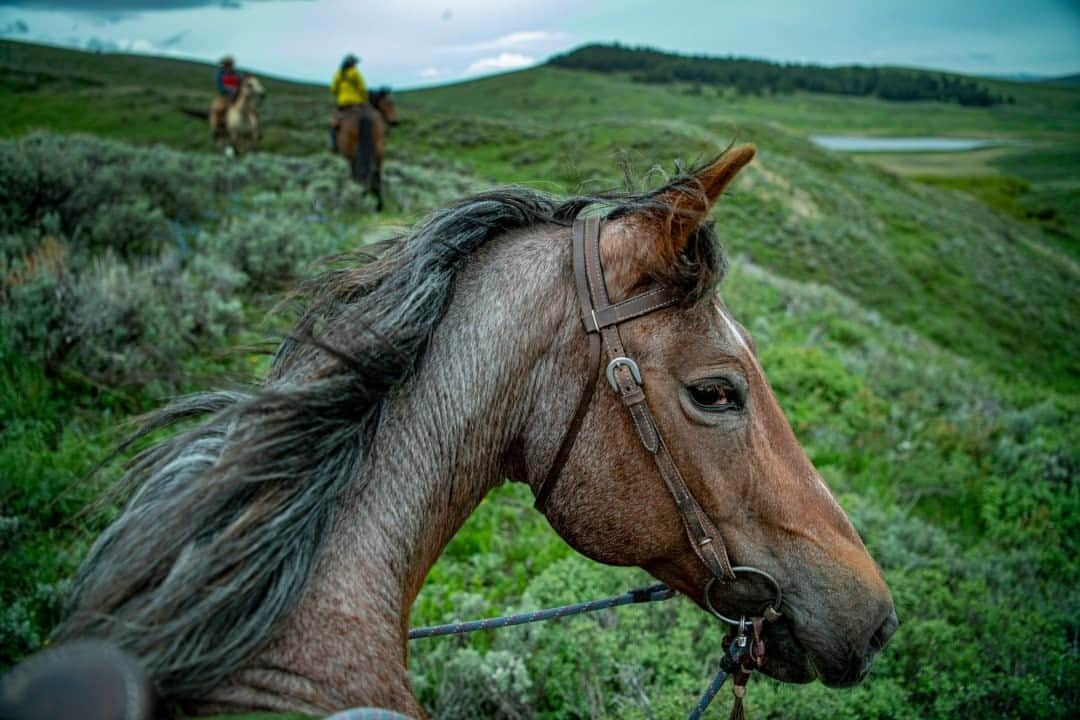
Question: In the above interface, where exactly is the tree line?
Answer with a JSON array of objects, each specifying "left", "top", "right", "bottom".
[{"left": 550, "top": 44, "right": 1013, "bottom": 106}]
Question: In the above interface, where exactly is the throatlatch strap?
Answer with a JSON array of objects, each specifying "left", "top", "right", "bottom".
[
  {"left": 534, "top": 332, "right": 601, "bottom": 509},
  {"left": 533, "top": 220, "right": 605, "bottom": 510}
]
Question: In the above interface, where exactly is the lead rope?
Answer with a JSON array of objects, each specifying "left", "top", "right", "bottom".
[{"left": 407, "top": 584, "right": 764, "bottom": 719}]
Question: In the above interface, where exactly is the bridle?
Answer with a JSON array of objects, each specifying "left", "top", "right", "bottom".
[
  {"left": 408, "top": 213, "right": 787, "bottom": 718},
  {"left": 533, "top": 213, "right": 783, "bottom": 628}
]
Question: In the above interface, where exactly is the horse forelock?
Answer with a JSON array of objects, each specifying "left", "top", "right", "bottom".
[{"left": 55, "top": 176, "right": 729, "bottom": 704}]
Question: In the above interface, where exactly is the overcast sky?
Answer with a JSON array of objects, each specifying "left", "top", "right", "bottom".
[{"left": 1, "top": 0, "right": 1077, "bottom": 88}]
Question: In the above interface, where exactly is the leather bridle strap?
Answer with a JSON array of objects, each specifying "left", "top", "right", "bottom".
[
  {"left": 533, "top": 218, "right": 604, "bottom": 509},
  {"left": 535, "top": 215, "right": 736, "bottom": 583}
]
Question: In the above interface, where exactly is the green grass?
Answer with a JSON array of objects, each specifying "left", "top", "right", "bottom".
[
  {"left": 402, "top": 65, "right": 1080, "bottom": 139},
  {"left": 392, "top": 67, "right": 1080, "bottom": 393},
  {"left": 1, "top": 39, "right": 1077, "bottom": 720},
  {"left": 0, "top": 39, "right": 327, "bottom": 154}
]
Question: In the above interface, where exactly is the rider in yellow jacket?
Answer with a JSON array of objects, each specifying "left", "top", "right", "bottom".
[
  {"left": 332, "top": 54, "right": 367, "bottom": 106},
  {"left": 330, "top": 54, "right": 366, "bottom": 150}
]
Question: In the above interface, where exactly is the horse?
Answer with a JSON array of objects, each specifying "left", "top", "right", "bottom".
[
  {"left": 47, "top": 146, "right": 896, "bottom": 718},
  {"left": 334, "top": 88, "right": 398, "bottom": 211},
  {"left": 210, "top": 74, "right": 266, "bottom": 157}
]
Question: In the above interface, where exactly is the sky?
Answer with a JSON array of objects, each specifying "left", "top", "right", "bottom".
[{"left": 0, "top": 0, "right": 1077, "bottom": 88}]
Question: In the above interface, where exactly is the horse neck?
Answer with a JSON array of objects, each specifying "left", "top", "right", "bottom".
[
  {"left": 223, "top": 228, "right": 580, "bottom": 714},
  {"left": 331, "top": 228, "right": 576, "bottom": 611}
]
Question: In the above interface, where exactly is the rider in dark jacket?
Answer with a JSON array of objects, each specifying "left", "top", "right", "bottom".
[
  {"left": 216, "top": 56, "right": 241, "bottom": 99},
  {"left": 211, "top": 56, "right": 240, "bottom": 138}
]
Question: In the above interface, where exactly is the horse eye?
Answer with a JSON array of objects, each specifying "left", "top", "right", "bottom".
[{"left": 688, "top": 381, "right": 741, "bottom": 412}]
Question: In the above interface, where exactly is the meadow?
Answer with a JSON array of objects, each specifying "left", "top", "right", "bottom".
[{"left": 1, "top": 39, "right": 1077, "bottom": 719}]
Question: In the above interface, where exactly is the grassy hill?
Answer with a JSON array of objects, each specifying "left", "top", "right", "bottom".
[
  {"left": 551, "top": 43, "right": 1013, "bottom": 106},
  {"left": 1045, "top": 72, "right": 1080, "bottom": 87},
  {"left": 1, "top": 40, "right": 1077, "bottom": 719},
  {"left": 400, "top": 67, "right": 1079, "bottom": 392},
  {"left": 0, "top": 39, "right": 326, "bottom": 153}
]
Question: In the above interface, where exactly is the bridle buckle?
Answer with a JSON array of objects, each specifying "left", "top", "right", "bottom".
[{"left": 605, "top": 356, "right": 642, "bottom": 392}]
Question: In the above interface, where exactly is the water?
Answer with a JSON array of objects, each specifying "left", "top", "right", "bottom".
[{"left": 810, "top": 135, "right": 1002, "bottom": 153}]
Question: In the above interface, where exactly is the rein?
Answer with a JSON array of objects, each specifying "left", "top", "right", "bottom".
[
  {"left": 408, "top": 583, "right": 755, "bottom": 719},
  {"left": 408, "top": 215, "right": 786, "bottom": 718}
]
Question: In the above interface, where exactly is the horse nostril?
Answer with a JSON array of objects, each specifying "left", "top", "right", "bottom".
[
  {"left": 870, "top": 609, "right": 899, "bottom": 651},
  {"left": 849, "top": 609, "right": 899, "bottom": 684}
]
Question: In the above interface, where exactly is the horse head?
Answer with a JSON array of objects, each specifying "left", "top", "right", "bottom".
[
  {"left": 371, "top": 87, "right": 399, "bottom": 125},
  {"left": 241, "top": 74, "right": 266, "bottom": 104},
  {"left": 534, "top": 146, "right": 897, "bottom": 688}
]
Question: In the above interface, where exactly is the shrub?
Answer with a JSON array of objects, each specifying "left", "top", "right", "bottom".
[
  {"left": 85, "top": 199, "right": 171, "bottom": 258},
  {"left": 201, "top": 211, "right": 340, "bottom": 291},
  {"left": 0, "top": 260, "right": 70, "bottom": 373},
  {"left": 60, "top": 253, "right": 245, "bottom": 387},
  {"left": 1, "top": 250, "right": 244, "bottom": 389},
  {"left": 426, "top": 648, "right": 532, "bottom": 720}
]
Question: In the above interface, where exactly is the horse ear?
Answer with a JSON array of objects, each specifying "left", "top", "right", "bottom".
[
  {"left": 648, "top": 144, "right": 756, "bottom": 262},
  {"left": 599, "top": 145, "right": 756, "bottom": 301}
]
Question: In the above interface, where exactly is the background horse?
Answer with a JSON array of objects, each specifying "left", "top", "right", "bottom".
[
  {"left": 210, "top": 74, "right": 265, "bottom": 157},
  {"left": 335, "top": 87, "right": 397, "bottom": 210},
  {"left": 49, "top": 147, "right": 894, "bottom": 718}
]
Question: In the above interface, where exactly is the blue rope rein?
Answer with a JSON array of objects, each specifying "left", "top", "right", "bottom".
[
  {"left": 407, "top": 583, "right": 736, "bottom": 719},
  {"left": 687, "top": 666, "right": 730, "bottom": 720},
  {"left": 407, "top": 583, "right": 675, "bottom": 639}
]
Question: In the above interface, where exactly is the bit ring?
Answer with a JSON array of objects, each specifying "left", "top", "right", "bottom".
[{"left": 703, "top": 566, "right": 783, "bottom": 626}]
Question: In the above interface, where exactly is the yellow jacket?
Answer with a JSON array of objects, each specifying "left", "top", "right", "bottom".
[{"left": 331, "top": 66, "right": 367, "bottom": 106}]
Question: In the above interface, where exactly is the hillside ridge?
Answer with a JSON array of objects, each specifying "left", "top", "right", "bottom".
[{"left": 550, "top": 43, "right": 1018, "bottom": 106}]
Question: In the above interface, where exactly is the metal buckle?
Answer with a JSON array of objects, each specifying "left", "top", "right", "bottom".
[
  {"left": 605, "top": 357, "right": 642, "bottom": 392},
  {"left": 703, "top": 567, "right": 784, "bottom": 626}
]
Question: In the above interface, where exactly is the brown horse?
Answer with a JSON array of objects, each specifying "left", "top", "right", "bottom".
[
  {"left": 334, "top": 88, "right": 398, "bottom": 211},
  {"left": 50, "top": 147, "right": 895, "bottom": 718}
]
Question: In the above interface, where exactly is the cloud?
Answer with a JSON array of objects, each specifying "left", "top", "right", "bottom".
[
  {"left": 452, "top": 30, "right": 568, "bottom": 53},
  {"left": 0, "top": 19, "right": 29, "bottom": 34},
  {"left": 967, "top": 51, "right": 997, "bottom": 65},
  {"left": 82, "top": 35, "right": 119, "bottom": 52},
  {"left": 159, "top": 29, "right": 187, "bottom": 48},
  {"left": 464, "top": 52, "right": 535, "bottom": 75},
  {"left": 0, "top": 0, "right": 304, "bottom": 20},
  {"left": 418, "top": 66, "right": 443, "bottom": 79},
  {"left": 80, "top": 34, "right": 184, "bottom": 56},
  {"left": 0, "top": 1, "right": 292, "bottom": 8}
]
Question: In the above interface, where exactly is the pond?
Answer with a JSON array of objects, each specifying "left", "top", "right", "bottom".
[{"left": 810, "top": 135, "right": 1003, "bottom": 152}]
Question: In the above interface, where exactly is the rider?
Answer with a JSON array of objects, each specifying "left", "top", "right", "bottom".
[
  {"left": 211, "top": 55, "right": 241, "bottom": 137},
  {"left": 329, "top": 54, "right": 367, "bottom": 151}
]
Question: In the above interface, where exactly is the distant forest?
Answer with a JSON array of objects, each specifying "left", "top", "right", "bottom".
[{"left": 550, "top": 44, "right": 1013, "bottom": 106}]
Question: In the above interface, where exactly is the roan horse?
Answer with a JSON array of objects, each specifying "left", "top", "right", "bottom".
[
  {"left": 210, "top": 74, "right": 266, "bottom": 157},
  {"left": 334, "top": 88, "right": 398, "bottom": 211},
  {"left": 51, "top": 147, "right": 896, "bottom": 718}
]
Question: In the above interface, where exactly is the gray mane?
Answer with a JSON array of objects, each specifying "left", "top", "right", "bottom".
[{"left": 55, "top": 172, "right": 727, "bottom": 701}]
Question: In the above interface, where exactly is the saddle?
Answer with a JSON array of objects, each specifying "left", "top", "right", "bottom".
[{"left": 330, "top": 104, "right": 365, "bottom": 129}]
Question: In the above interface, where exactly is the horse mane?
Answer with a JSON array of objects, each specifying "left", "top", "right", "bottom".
[{"left": 54, "top": 167, "right": 729, "bottom": 700}]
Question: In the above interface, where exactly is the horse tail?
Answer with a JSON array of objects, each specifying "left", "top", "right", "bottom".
[{"left": 352, "top": 113, "right": 375, "bottom": 187}]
